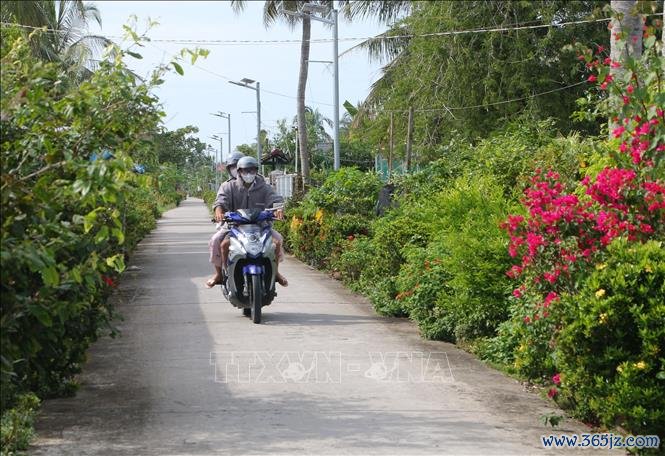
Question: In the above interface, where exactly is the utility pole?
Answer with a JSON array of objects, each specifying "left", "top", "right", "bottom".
[
  {"left": 293, "top": 125, "right": 299, "bottom": 175},
  {"left": 256, "top": 81, "right": 262, "bottom": 166},
  {"left": 290, "top": 3, "right": 340, "bottom": 171},
  {"left": 405, "top": 106, "right": 414, "bottom": 172},
  {"left": 388, "top": 112, "right": 394, "bottom": 180},
  {"left": 213, "top": 112, "right": 231, "bottom": 161},
  {"left": 332, "top": 7, "right": 340, "bottom": 170},
  {"left": 229, "top": 78, "right": 261, "bottom": 165}
]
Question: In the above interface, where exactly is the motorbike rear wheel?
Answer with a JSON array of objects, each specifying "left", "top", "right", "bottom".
[{"left": 249, "top": 274, "right": 262, "bottom": 324}]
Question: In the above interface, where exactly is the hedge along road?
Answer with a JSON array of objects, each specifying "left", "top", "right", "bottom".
[{"left": 30, "top": 197, "right": 602, "bottom": 455}]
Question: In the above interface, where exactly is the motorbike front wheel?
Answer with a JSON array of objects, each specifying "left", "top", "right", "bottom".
[{"left": 249, "top": 274, "right": 263, "bottom": 324}]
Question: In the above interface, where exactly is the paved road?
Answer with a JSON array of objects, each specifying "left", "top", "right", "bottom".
[{"left": 31, "top": 198, "right": 593, "bottom": 455}]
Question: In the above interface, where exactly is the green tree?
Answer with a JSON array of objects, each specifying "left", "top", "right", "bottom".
[
  {"left": 1, "top": 0, "right": 114, "bottom": 82},
  {"left": 351, "top": 1, "right": 614, "bottom": 164}
]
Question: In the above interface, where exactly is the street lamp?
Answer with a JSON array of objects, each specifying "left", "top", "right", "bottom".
[
  {"left": 287, "top": 3, "right": 340, "bottom": 170},
  {"left": 229, "top": 78, "right": 261, "bottom": 165},
  {"left": 211, "top": 111, "right": 231, "bottom": 161},
  {"left": 210, "top": 134, "right": 224, "bottom": 187}
]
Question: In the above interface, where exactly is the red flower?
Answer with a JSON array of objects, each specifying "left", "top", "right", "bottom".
[
  {"left": 547, "top": 387, "right": 558, "bottom": 399},
  {"left": 612, "top": 126, "right": 625, "bottom": 138},
  {"left": 552, "top": 373, "right": 561, "bottom": 385},
  {"left": 543, "top": 291, "right": 559, "bottom": 308},
  {"left": 587, "top": 74, "right": 597, "bottom": 83},
  {"left": 347, "top": 235, "right": 355, "bottom": 241},
  {"left": 102, "top": 276, "right": 116, "bottom": 288}
]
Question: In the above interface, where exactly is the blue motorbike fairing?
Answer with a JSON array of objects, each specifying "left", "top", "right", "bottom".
[
  {"left": 243, "top": 264, "right": 264, "bottom": 275},
  {"left": 226, "top": 210, "right": 274, "bottom": 224}
]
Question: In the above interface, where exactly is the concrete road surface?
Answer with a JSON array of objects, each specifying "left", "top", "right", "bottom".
[{"left": 30, "top": 198, "right": 595, "bottom": 455}]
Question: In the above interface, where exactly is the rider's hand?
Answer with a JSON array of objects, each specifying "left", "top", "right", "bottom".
[
  {"left": 274, "top": 208, "right": 284, "bottom": 220},
  {"left": 214, "top": 207, "right": 224, "bottom": 222}
]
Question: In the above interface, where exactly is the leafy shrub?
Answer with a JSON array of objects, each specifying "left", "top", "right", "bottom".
[
  {"left": 553, "top": 238, "right": 665, "bottom": 438},
  {"left": 1, "top": 393, "right": 40, "bottom": 455},
  {"left": 305, "top": 167, "right": 382, "bottom": 215},
  {"left": 1, "top": 32, "right": 167, "bottom": 420},
  {"left": 394, "top": 175, "right": 514, "bottom": 340},
  {"left": 284, "top": 168, "right": 380, "bottom": 267}
]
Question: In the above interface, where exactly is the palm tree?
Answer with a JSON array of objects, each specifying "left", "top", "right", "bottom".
[
  {"left": 230, "top": 0, "right": 410, "bottom": 184},
  {"left": 1, "top": 0, "right": 113, "bottom": 81}
]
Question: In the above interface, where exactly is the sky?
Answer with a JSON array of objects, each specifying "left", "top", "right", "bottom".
[{"left": 88, "top": 1, "right": 390, "bottom": 163}]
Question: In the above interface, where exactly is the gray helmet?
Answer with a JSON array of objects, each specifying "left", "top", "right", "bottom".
[
  {"left": 225, "top": 151, "right": 244, "bottom": 173},
  {"left": 237, "top": 156, "right": 259, "bottom": 171}
]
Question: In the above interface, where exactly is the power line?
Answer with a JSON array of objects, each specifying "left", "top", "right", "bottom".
[
  {"left": 4, "top": 15, "right": 654, "bottom": 46},
  {"left": 367, "top": 81, "right": 588, "bottom": 115},
  {"left": 146, "top": 41, "right": 334, "bottom": 107}
]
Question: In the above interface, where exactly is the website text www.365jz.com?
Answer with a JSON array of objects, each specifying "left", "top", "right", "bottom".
[{"left": 542, "top": 433, "right": 660, "bottom": 450}]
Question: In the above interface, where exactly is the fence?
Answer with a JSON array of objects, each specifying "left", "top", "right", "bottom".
[
  {"left": 375, "top": 155, "right": 421, "bottom": 182},
  {"left": 273, "top": 173, "right": 296, "bottom": 200}
]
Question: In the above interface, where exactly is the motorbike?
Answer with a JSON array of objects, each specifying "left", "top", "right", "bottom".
[{"left": 215, "top": 208, "right": 280, "bottom": 324}]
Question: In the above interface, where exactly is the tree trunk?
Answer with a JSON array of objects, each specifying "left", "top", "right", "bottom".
[
  {"left": 609, "top": 0, "right": 642, "bottom": 133},
  {"left": 297, "top": 16, "right": 311, "bottom": 185},
  {"left": 610, "top": 1, "right": 642, "bottom": 68}
]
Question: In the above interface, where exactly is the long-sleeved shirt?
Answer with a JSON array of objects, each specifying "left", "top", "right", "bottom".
[{"left": 213, "top": 175, "right": 284, "bottom": 212}]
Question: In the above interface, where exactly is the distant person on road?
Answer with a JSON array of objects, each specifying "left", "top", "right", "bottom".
[
  {"left": 206, "top": 156, "right": 288, "bottom": 288},
  {"left": 206, "top": 152, "right": 244, "bottom": 287}
]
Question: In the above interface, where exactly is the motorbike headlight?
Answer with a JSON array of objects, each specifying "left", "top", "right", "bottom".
[{"left": 245, "top": 238, "right": 262, "bottom": 256}]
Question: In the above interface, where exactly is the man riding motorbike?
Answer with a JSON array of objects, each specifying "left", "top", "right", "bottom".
[
  {"left": 206, "top": 151, "right": 244, "bottom": 288},
  {"left": 208, "top": 156, "right": 288, "bottom": 288}
]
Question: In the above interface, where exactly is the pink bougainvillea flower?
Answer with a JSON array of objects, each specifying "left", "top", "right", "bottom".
[
  {"left": 512, "top": 288, "right": 522, "bottom": 298},
  {"left": 552, "top": 373, "right": 561, "bottom": 385},
  {"left": 543, "top": 291, "right": 559, "bottom": 308},
  {"left": 587, "top": 74, "right": 597, "bottom": 83},
  {"left": 612, "top": 126, "right": 625, "bottom": 138}
]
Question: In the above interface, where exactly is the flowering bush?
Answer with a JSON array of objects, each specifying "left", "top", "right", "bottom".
[
  {"left": 492, "top": 21, "right": 664, "bottom": 439},
  {"left": 553, "top": 238, "right": 664, "bottom": 437}
]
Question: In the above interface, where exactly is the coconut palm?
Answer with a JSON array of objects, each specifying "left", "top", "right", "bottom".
[
  {"left": 230, "top": 0, "right": 410, "bottom": 184},
  {"left": 1, "top": 0, "right": 113, "bottom": 82}
]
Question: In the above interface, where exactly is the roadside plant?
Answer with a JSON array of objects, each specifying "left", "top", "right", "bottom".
[{"left": 494, "top": 20, "right": 664, "bottom": 438}]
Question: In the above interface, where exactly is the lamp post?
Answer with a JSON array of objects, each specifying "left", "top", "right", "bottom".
[
  {"left": 212, "top": 111, "right": 231, "bottom": 161},
  {"left": 229, "top": 78, "right": 261, "bottom": 165},
  {"left": 285, "top": 3, "right": 340, "bottom": 170},
  {"left": 210, "top": 134, "right": 224, "bottom": 186}
]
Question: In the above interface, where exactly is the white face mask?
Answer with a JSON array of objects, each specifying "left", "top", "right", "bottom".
[
  {"left": 229, "top": 167, "right": 238, "bottom": 178},
  {"left": 241, "top": 172, "right": 256, "bottom": 184}
]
